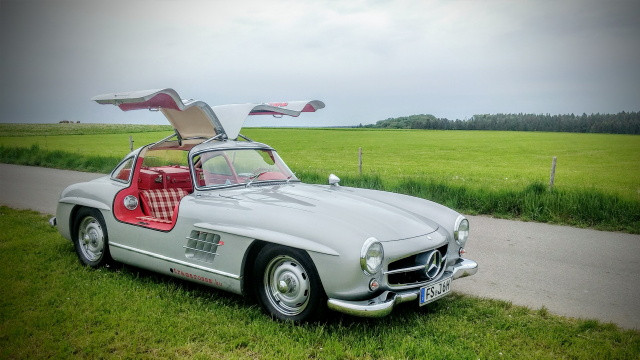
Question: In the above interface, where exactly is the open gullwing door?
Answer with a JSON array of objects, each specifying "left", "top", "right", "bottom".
[{"left": 91, "top": 88, "right": 324, "bottom": 140}]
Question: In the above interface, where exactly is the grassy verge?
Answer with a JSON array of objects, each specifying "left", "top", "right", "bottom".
[
  {"left": 1, "top": 207, "right": 638, "bottom": 359},
  {"left": 1, "top": 145, "right": 638, "bottom": 233},
  {"left": 0, "top": 144, "right": 122, "bottom": 173}
]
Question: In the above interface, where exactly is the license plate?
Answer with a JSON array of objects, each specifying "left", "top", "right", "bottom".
[{"left": 419, "top": 276, "right": 452, "bottom": 306}]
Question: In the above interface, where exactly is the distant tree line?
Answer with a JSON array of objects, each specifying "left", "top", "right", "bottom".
[{"left": 367, "top": 111, "right": 640, "bottom": 134}]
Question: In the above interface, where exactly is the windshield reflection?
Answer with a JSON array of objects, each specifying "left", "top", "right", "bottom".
[{"left": 192, "top": 149, "right": 297, "bottom": 188}]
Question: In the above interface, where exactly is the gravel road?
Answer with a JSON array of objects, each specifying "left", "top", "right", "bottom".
[{"left": 1, "top": 163, "right": 638, "bottom": 329}]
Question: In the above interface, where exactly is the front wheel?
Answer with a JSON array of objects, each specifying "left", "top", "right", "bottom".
[
  {"left": 73, "top": 207, "right": 112, "bottom": 267},
  {"left": 254, "top": 245, "right": 327, "bottom": 322}
]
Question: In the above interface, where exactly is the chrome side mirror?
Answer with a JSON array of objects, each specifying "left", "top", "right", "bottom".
[{"left": 328, "top": 174, "right": 340, "bottom": 186}]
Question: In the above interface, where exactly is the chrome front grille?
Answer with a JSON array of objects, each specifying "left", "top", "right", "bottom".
[{"left": 385, "top": 244, "right": 448, "bottom": 286}]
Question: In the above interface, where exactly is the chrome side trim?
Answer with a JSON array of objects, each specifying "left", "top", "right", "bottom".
[{"left": 109, "top": 241, "right": 240, "bottom": 280}]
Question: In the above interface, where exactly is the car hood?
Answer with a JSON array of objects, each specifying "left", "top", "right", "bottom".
[{"left": 191, "top": 183, "right": 439, "bottom": 243}]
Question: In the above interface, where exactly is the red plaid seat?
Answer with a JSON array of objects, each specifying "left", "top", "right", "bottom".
[{"left": 139, "top": 188, "right": 188, "bottom": 221}]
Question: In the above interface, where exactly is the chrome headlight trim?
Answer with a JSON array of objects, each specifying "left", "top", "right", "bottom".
[
  {"left": 123, "top": 195, "right": 139, "bottom": 211},
  {"left": 454, "top": 215, "right": 469, "bottom": 247},
  {"left": 360, "top": 237, "right": 384, "bottom": 275}
]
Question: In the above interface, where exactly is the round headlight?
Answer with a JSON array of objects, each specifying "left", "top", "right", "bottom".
[
  {"left": 454, "top": 216, "right": 469, "bottom": 246},
  {"left": 360, "top": 238, "right": 384, "bottom": 275}
]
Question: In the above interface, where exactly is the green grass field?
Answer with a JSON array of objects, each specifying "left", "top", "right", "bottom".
[
  {"left": 0, "top": 124, "right": 639, "bottom": 232},
  {"left": 1, "top": 125, "right": 637, "bottom": 199},
  {"left": 248, "top": 128, "right": 640, "bottom": 200},
  {"left": 0, "top": 123, "right": 173, "bottom": 137},
  {"left": 1, "top": 207, "right": 638, "bottom": 359}
]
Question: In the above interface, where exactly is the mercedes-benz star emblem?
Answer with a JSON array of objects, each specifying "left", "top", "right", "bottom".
[{"left": 425, "top": 250, "right": 443, "bottom": 280}]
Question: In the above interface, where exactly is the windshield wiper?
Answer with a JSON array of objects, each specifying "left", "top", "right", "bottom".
[{"left": 245, "top": 171, "right": 268, "bottom": 187}]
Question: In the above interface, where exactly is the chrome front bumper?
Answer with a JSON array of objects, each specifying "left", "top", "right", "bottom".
[{"left": 327, "top": 258, "right": 477, "bottom": 318}]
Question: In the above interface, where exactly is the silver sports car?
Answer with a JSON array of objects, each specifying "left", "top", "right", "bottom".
[{"left": 52, "top": 88, "right": 477, "bottom": 321}]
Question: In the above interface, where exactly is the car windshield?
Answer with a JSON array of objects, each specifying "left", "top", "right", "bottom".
[{"left": 192, "top": 148, "right": 298, "bottom": 188}]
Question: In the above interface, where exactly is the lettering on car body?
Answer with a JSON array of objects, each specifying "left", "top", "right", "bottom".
[{"left": 169, "top": 268, "right": 222, "bottom": 287}]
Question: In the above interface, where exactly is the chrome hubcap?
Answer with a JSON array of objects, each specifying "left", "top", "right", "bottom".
[
  {"left": 277, "top": 279, "right": 290, "bottom": 293},
  {"left": 264, "top": 255, "right": 310, "bottom": 316},
  {"left": 78, "top": 216, "right": 104, "bottom": 262}
]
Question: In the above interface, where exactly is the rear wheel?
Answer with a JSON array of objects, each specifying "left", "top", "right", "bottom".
[
  {"left": 254, "top": 245, "right": 327, "bottom": 322},
  {"left": 73, "top": 208, "right": 112, "bottom": 267}
]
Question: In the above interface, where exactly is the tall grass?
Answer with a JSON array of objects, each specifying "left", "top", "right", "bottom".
[
  {"left": 3, "top": 145, "right": 635, "bottom": 233},
  {"left": 392, "top": 180, "right": 640, "bottom": 232},
  {"left": 0, "top": 144, "right": 121, "bottom": 173}
]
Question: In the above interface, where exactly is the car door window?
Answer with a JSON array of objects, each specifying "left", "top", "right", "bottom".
[{"left": 111, "top": 157, "right": 134, "bottom": 183}]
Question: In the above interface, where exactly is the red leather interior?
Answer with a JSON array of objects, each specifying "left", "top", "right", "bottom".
[
  {"left": 139, "top": 188, "right": 188, "bottom": 221},
  {"left": 114, "top": 160, "right": 194, "bottom": 231},
  {"left": 156, "top": 166, "right": 193, "bottom": 192},
  {"left": 138, "top": 166, "right": 192, "bottom": 192},
  {"left": 138, "top": 168, "right": 163, "bottom": 190}
]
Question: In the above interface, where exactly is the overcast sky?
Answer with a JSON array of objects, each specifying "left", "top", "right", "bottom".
[{"left": 1, "top": 0, "right": 639, "bottom": 127}]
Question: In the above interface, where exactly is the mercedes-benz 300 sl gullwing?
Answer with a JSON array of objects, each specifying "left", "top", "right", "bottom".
[{"left": 52, "top": 88, "right": 477, "bottom": 321}]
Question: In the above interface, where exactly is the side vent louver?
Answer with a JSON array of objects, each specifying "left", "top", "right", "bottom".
[{"left": 184, "top": 230, "right": 222, "bottom": 264}]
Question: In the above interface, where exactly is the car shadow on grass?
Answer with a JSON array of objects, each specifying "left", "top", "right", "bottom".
[{"left": 96, "top": 257, "right": 464, "bottom": 328}]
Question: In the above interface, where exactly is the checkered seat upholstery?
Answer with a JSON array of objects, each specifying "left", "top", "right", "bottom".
[{"left": 139, "top": 188, "right": 188, "bottom": 222}]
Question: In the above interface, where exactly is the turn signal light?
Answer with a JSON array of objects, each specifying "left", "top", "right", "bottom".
[{"left": 369, "top": 278, "right": 380, "bottom": 291}]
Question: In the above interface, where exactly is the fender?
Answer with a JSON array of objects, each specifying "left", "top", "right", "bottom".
[
  {"left": 193, "top": 222, "right": 339, "bottom": 256},
  {"left": 59, "top": 197, "right": 111, "bottom": 212}
]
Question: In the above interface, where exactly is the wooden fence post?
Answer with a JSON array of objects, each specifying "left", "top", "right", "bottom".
[
  {"left": 549, "top": 156, "right": 557, "bottom": 189},
  {"left": 358, "top": 147, "right": 363, "bottom": 175},
  {"left": 129, "top": 135, "right": 134, "bottom": 152}
]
